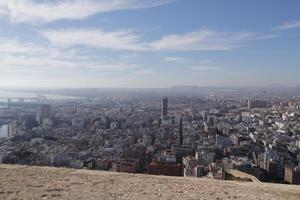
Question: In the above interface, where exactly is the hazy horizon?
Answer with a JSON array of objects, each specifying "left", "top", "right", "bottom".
[
  {"left": 0, "top": 83, "right": 300, "bottom": 90},
  {"left": 0, "top": 0, "right": 299, "bottom": 88}
]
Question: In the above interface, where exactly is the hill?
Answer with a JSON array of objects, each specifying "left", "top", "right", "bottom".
[{"left": 0, "top": 164, "right": 300, "bottom": 200}]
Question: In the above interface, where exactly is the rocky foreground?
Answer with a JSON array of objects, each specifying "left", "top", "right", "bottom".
[{"left": 0, "top": 164, "right": 300, "bottom": 200}]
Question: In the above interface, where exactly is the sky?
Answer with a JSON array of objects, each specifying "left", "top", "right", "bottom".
[{"left": 0, "top": 0, "right": 300, "bottom": 88}]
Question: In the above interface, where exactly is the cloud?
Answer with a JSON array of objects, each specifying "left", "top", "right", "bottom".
[
  {"left": 0, "top": 55, "right": 137, "bottom": 71},
  {"left": 0, "top": 0, "right": 172, "bottom": 24},
  {"left": 150, "top": 30, "right": 264, "bottom": 51},
  {"left": 132, "top": 69, "right": 156, "bottom": 75},
  {"left": 276, "top": 21, "right": 300, "bottom": 30},
  {"left": 0, "top": 39, "right": 46, "bottom": 55},
  {"left": 255, "top": 34, "right": 279, "bottom": 40},
  {"left": 42, "top": 29, "right": 147, "bottom": 51},
  {"left": 163, "top": 57, "right": 186, "bottom": 63},
  {"left": 42, "top": 28, "right": 274, "bottom": 52},
  {"left": 0, "top": 36, "right": 139, "bottom": 73},
  {"left": 191, "top": 66, "right": 222, "bottom": 72},
  {"left": 0, "top": 37, "right": 88, "bottom": 61}
]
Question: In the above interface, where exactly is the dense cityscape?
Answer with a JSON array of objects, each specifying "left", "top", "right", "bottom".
[
  {"left": 1, "top": 90, "right": 300, "bottom": 185},
  {"left": 0, "top": 0, "right": 300, "bottom": 199}
]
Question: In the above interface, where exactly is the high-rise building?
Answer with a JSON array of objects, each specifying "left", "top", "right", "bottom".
[
  {"left": 179, "top": 115, "right": 183, "bottom": 145},
  {"left": 161, "top": 96, "right": 168, "bottom": 119},
  {"left": 36, "top": 104, "right": 51, "bottom": 126},
  {"left": 41, "top": 104, "right": 51, "bottom": 117},
  {"left": 248, "top": 98, "right": 252, "bottom": 110},
  {"left": 8, "top": 120, "right": 17, "bottom": 137}
]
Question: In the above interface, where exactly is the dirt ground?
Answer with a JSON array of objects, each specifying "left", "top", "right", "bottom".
[{"left": 0, "top": 164, "right": 300, "bottom": 200}]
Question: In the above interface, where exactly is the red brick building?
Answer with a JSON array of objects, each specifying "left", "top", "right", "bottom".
[
  {"left": 148, "top": 162, "right": 182, "bottom": 176},
  {"left": 111, "top": 158, "right": 139, "bottom": 173}
]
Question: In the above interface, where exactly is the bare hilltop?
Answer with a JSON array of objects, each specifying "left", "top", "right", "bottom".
[{"left": 0, "top": 164, "right": 300, "bottom": 200}]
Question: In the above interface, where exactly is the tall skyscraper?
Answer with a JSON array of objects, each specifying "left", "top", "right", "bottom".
[
  {"left": 248, "top": 98, "right": 252, "bottom": 110},
  {"left": 36, "top": 104, "right": 51, "bottom": 126},
  {"left": 41, "top": 104, "right": 51, "bottom": 119},
  {"left": 179, "top": 115, "right": 183, "bottom": 146},
  {"left": 8, "top": 120, "right": 17, "bottom": 137},
  {"left": 162, "top": 96, "right": 168, "bottom": 119}
]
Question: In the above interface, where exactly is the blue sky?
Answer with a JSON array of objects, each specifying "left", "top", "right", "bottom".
[{"left": 0, "top": 0, "right": 299, "bottom": 88}]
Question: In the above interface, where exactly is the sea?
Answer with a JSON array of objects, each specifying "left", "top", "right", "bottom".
[{"left": 0, "top": 90, "right": 79, "bottom": 101}]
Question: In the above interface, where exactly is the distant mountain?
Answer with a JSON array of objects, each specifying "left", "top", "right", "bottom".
[
  {"left": 170, "top": 85, "right": 210, "bottom": 90},
  {"left": 168, "top": 85, "right": 220, "bottom": 95},
  {"left": 264, "top": 84, "right": 291, "bottom": 89},
  {"left": 5, "top": 84, "right": 300, "bottom": 98}
]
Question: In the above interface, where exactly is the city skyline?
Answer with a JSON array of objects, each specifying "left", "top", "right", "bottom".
[{"left": 0, "top": 0, "right": 300, "bottom": 88}]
